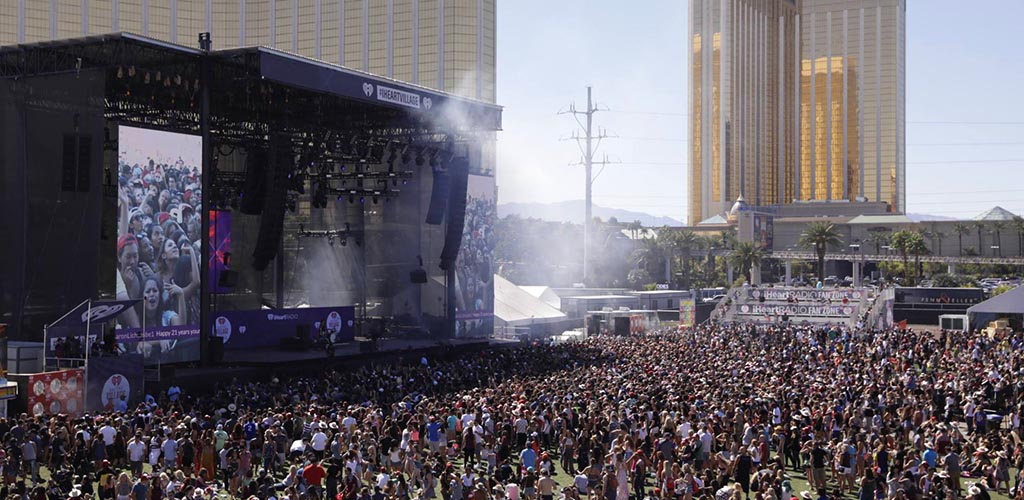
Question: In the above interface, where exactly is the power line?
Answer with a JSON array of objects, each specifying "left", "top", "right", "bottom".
[
  {"left": 907, "top": 142, "right": 1024, "bottom": 146},
  {"left": 617, "top": 136, "right": 688, "bottom": 142},
  {"left": 907, "top": 159, "right": 1024, "bottom": 164},
  {"left": 605, "top": 109, "right": 688, "bottom": 117},
  {"left": 910, "top": 188, "right": 1024, "bottom": 196},
  {"left": 908, "top": 121, "right": 1024, "bottom": 125}
]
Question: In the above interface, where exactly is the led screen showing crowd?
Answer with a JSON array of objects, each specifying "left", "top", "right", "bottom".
[
  {"left": 455, "top": 174, "right": 496, "bottom": 337},
  {"left": 114, "top": 126, "right": 203, "bottom": 364}
]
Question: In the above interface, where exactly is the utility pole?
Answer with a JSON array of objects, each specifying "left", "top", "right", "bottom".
[{"left": 560, "top": 87, "right": 614, "bottom": 284}]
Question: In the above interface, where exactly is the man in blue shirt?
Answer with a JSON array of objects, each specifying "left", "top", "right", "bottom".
[
  {"left": 922, "top": 442, "right": 937, "bottom": 468},
  {"left": 520, "top": 445, "right": 537, "bottom": 475},
  {"left": 427, "top": 416, "right": 443, "bottom": 453}
]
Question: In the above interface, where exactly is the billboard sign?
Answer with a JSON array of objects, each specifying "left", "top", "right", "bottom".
[
  {"left": 213, "top": 306, "right": 356, "bottom": 349},
  {"left": 679, "top": 298, "right": 696, "bottom": 327}
]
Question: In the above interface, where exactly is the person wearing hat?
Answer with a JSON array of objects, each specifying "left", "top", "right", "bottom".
[{"left": 130, "top": 473, "right": 150, "bottom": 500}]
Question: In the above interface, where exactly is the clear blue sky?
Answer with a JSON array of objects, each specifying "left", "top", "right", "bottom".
[{"left": 495, "top": 0, "right": 1024, "bottom": 224}]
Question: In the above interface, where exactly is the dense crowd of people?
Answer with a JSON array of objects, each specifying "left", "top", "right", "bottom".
[{"left": 3, "top": 322, "right": 1024, "bottom": 500}]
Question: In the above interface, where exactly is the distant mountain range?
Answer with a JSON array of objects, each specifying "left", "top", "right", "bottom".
[
  {"left": 498, "top": 200, "right": 685, "bottom": 227},
  {"left": 497, "top": 200, "right": 957, "bottom": 226}
]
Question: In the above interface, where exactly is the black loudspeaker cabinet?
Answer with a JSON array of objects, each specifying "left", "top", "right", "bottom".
[
  {"left": 425, "top": 168, "right": 449, "bottom": 225},
  {"left": 358, "top": 340, "right": 377, "bottom": 353},
  {"left": 295, "top": 324, "right": 311, "bottom": 345},
  {"left": 240, "top": 148, "right": 268, "bottom": 215},
  {"left": 613, "top": 317, "right": 630, "bottom": 336},
  {"left": 251, "top": 140, "right": 291, "bottom": 271},
  {"left": 587, "top": 316, "right": 600, "bottom": 335},
  {"left": 439, "top": 157, "right": 469, "bottom": 269},
  {"left": 217, "top": 269, "right": 239, "bottom": 288},
  {"left": 208, "top": 336, "right": 225, "bottom": 363},
  {"left": 410, "top": 269, "right": 428, "bottom": 284}
]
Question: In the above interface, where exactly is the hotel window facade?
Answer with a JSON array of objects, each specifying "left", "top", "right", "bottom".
[
  {"left": 0, "top": 0, "right": 496, "bottom": 105},
  {"left": 689, "top": 0, "right": 905, "bottom": 225}
]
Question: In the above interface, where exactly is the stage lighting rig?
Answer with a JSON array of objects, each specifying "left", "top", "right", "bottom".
[{"left": 297, "top": 222, "right": 359, "bottom": 247}]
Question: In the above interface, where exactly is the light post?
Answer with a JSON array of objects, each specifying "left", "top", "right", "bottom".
[
  {"left": 850, "top": 243, "right": 861, "bottom": 287},
  {"left": 881, "top": 245, "right": 892, "bottom": 282}
]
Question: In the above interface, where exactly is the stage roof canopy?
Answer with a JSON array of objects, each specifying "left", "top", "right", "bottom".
[{"left": 0, "top": 32, "right": 501, "bottom": 134}]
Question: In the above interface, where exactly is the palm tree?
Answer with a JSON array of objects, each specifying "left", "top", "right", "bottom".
[
  {"left": 953, "top": 223, "right": 970, "bottom": 256},
  {"left": 869, "top": 231, "right": 890, "bottom": 255},
  {"left": 626, "top": 220, "right": 644, "bottom": 240},
  {"left": 701, "top": 234, "right": 724, "bottom": 285},
  {"left": 975, "top": 222, "right": 987, "bottom": 256},
  {"left": 728, "top": 242, "right": 765, "bottom": 283},
  {"left": 991, "top": 221, "right": 1007, "bottom": 256},
  {"left": 662, "top": 229, "right": 701, "bottom": 288},
  {"left": 630, "top": 237, "right": 664, "bottom": 288},
  {"left": 797, "top": 221, "right": 843, "bottom": 281},
  {"left": 931, "top": 226, "right": 946, "bottom": 256},
  {"left": 889, "top": 230, "right": 926, "bottom": 284},
  {"left": 909, "top": 233, "right": 930, "bottom": 284}
]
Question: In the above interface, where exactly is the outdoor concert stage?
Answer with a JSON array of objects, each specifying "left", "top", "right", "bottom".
[{"left": 0, "top": 32, "right": 502, "bottom": 405}]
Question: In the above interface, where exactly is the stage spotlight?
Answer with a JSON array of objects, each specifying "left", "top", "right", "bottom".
[
  {"left": 144, "top": 72, "right": 150, "bottom": 84},
  {"left": 328, "top": 235, "right": 335, "bottom": 246},
  {"left": 402, "top": 179, "right": 408, "bottom": 186},
  {"left": 340, "top": 238, "right": 347, "bottom": 247},
  {"left": 117, "top": 67, "right": 124, "bottom": 79},
  {"left": 373, "top": 196, "right": 379, "bottom": 204},
  {"left": 340, "top": 165, "right": 346, "bottom": 172},
  {"left": 349, "top": 195, "right": 354, "bottom": 204},
  {"left": 359, "top": 196, "right": 365, "bottom": 204}
]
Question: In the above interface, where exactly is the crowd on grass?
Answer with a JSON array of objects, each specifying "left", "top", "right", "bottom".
[{"left": 3, "top": 322, "right": 1024, "bottom": 500}]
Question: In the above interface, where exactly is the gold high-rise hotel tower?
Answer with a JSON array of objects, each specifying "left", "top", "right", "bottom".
[
  {"left": 689, "top": 0, "right": 905, "bottom": 224},
  {"left": 0, "top": 0, "right": 495, "bottom": 104}
]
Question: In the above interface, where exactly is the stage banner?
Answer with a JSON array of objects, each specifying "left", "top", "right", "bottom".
[
  {"left": 212, "top": 306, "right": 356, "bottom": 350},
  {"left": 679, "top": 298, "right": 696, "bottom": 327},
  {"left": 455, "top": 174, "right": 495, "bottom": 337},
  {"left": 736, "top": 303, "right": 857, "bottom": 319},
  {"left": 746, "top": 288, "right": 864, "bottom": 302},
  {"left": 27, "top": 368, "right": 85, "bottom": 417},
  {"left": 116, "top": 125, "right": 203, "bottom": 364},
  {"left": 86, "top": 354, "right": 144, "bottom": 413}
]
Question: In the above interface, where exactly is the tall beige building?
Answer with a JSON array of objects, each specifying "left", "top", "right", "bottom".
[
  {"left": 0, "top": 0, "right": 495, "bottom": 104},
  {"left": 799, "top": 0, "right": 905, "bottom": 212},
  {"left": 689, "top": 0, "right": 905, "bottom": 225},
  {"left": 689, "top": 0, "right": 800, "bottom": 225}
]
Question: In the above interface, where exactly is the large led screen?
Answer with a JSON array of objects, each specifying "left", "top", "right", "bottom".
[
  {"left": 454, "top": 174, "right": 495, "bottom": 337},
  {"left": 115, "top": 126, "right": 202, "bottom": 364}
]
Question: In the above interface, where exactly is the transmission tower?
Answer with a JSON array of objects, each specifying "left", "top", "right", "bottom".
[{"left": 560, "top": 87, "right": 616, "bottom": 284}]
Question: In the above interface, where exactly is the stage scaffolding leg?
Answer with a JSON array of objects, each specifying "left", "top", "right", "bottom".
[
  {"left": 446, "top": 266, "right": 456, "bottom": 338},
  {"left": 199, "top": 33, "right": 213, "bottom": 367}
]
